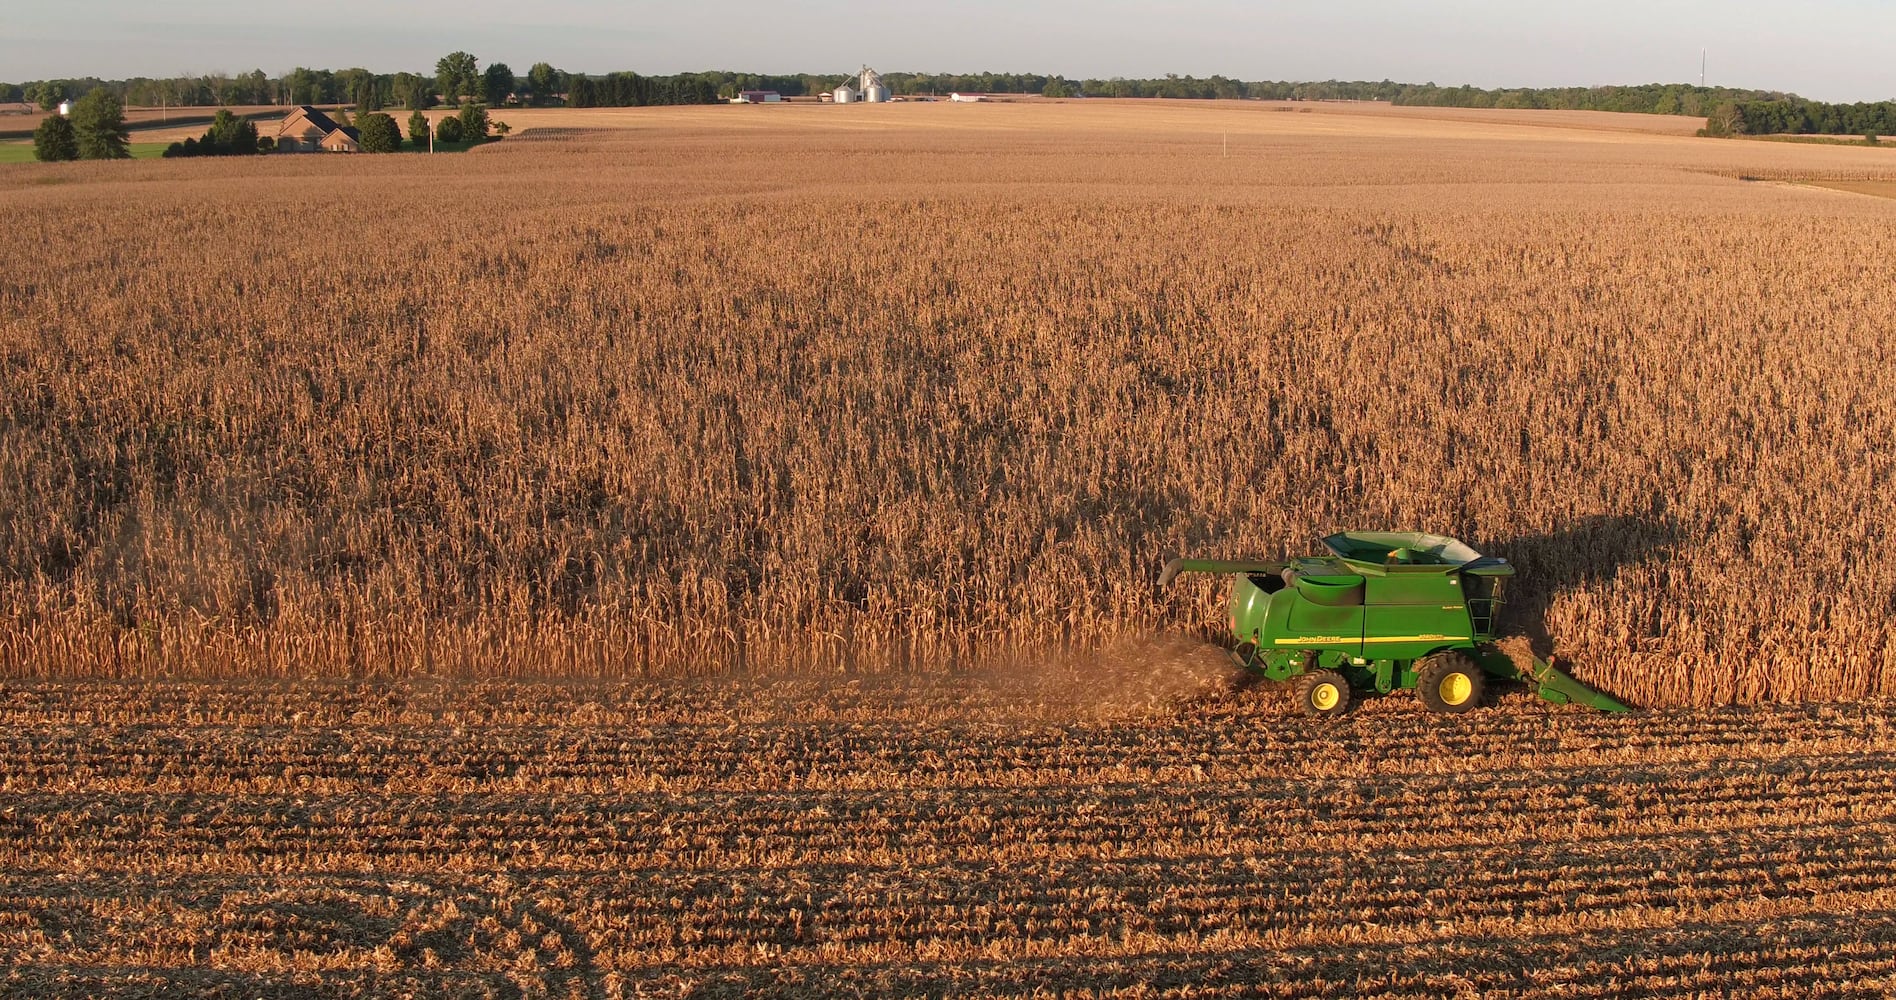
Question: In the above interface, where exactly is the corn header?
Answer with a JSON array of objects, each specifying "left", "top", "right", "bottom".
[{"left": 1162, "top": 530, "right": 1628, "bottom": 716}]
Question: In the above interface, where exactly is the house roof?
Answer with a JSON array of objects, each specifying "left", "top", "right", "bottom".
[{"left": 289, "top": 105, "right": 342, "bottom": 133}]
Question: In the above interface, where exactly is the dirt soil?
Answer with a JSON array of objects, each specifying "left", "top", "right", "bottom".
[{"left": 3, "top": 675, "right": 1892, "bottom": 996}]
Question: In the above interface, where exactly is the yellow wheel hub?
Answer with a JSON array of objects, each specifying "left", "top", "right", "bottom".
[
  {"left": 1440, "top": 672, "right": 1473, "bottom": 706},
  {"left": 1311, "top": 682, "right": 1341, "bottom": 711}
]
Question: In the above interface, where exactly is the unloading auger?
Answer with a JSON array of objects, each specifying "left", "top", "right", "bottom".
[{"left": 1161, "top": 530, "right": 1629, "bottom": 717}]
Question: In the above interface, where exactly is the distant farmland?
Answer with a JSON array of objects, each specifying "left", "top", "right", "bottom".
[{"left": 0, "top": 104, "right": 287, "bottom": 143}]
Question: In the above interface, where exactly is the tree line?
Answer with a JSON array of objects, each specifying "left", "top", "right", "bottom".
[
  {"left": 1707, "top": 98, "right": 1896, "bottom": 138},
  {"left": 1378, "top": 81, "right": 1896, "bottom": 137},
  {"left": 0, "top": 70, "right": 1481, "bottom": 107},
  {"left": 11, "top": 63, "right": 1892, "bottom": 137},
  {"left": 4, "top": 58, "right": 682, "bottom": 112},
  {"left": 566, "top": 73, "right": 721, "bottom": 107},
  {"left": 1384, "top": 82, "right": 1787, "bottom": 116}
]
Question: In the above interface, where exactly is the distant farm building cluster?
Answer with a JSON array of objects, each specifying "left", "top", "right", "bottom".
[
  {"left": 733, "top": 68, "right": 896, "bottom": 106},
  {"left": 843, "top": 68, "right": 892, "bottom": 104},
  {"left": 721, "top": 67, "right": 1031, "bottom": 106}
]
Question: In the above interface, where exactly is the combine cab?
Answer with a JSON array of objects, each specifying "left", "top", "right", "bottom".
[{"left": 1161, "top": 530, "right": 1627, "bottom": 717}]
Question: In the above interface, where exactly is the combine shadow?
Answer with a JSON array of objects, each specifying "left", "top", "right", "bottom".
[{"left": 1484, "top": 513, "right": 1680, "bottom": 661}]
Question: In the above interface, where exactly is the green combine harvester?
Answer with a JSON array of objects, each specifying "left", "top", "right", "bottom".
[{"left": 1161, "top": 530, "right": 1628, "bottom": 717}]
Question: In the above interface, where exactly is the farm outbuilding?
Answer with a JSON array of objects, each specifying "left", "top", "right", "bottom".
[{"left": 732, "top": 91, "right": 783, "bottom": 104}]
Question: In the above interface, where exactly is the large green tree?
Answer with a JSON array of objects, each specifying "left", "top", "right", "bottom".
[
  {"left": 237, "top": 69, "right": 270, "bottom": 105},
  {"left": 32, "top": 81, "right": 67, "bottom": 110},
  {"left": 407, "top": 108, "right": 431, "bottom": 147},
  {"left": 204, "top": 109, "right": 260, "bottom": 153},
  {"left": 70, "top": 89, "right": 129, "bottom": 159},
  {"left": 284, "top": 67, "right": 325, "bottom": 105},
  {"left": 567, "top": 76, "right": 596, "bottom": 108},
  {"left": 526, "top": 62, "right": 559, "bottom": 104},
  {"left": 337, "top": 68, "right": 379, "bottom": 111},
  {"left": 202, "top": 72, "right": 231, "bottom": 105},
  {"left": 457, "top": 101, "right": 489, "bottom": 141},
  {"left": 356, "top": 111, "right": 401, "bottom": 152},
  {"left": 393, "top": 72, "right": 432, "bottom": 110},
  {"left": 1704, "top": 102, "right": 1741, "bottom": 137},
  {"left": 32, "top": 115, "right": 78, "bottom": 161},
  {"left": 162, "top": 110, "right": 264, "bottom": 157},
  {"left": 435, "top": 51, "right": 478, "bottom": 104},
  {"left": 482, "top": 62, "right": 514, "bottom": 106}
]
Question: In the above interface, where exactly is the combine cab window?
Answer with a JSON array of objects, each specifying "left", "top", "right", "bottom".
[{"left": 1463, "top": 574, "right": 1505, "bottom": 640}]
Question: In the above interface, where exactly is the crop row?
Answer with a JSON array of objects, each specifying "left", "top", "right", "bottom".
[
  {"left": 4, "top": 829, "right": 1894, "bottom": 994},
  {"left": 3, "top": 681, "right": 1894, "bottom": 996}
]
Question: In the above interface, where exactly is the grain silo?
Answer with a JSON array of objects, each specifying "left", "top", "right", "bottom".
[
  {"left": 860, "top": 67, "right": 890, "bottom": 103},
  {"left": 833, "top": 84, "right": 858, "bottom": 104}
]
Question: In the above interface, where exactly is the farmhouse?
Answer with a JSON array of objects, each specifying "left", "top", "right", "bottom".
[{"left": 275, "top": 106, "right": 360, "bottom": 153}]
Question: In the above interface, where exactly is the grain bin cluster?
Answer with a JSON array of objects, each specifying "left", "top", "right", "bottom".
[{"left": 835, "top": 67, "right": 890, "bottom": 104}]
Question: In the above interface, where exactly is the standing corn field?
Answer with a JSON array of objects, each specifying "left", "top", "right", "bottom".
[{"left": 2, "top": 102, "right": 1896, "bottom": 705}]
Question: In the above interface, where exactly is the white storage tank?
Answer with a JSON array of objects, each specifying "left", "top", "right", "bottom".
[
  {"left": 833, "top": 85, "right": 858, "bottom": 104},
  {"left": 863, "top": 85, "right": 890, "bottom": 103}
]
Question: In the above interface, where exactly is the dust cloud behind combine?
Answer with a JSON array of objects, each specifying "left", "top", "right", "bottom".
[{"left": 964, "top": 634, "right": 1248, "bottom": 721}]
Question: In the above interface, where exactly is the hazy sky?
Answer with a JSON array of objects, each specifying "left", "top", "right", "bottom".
[{"left": 6, "top": 0, "right": 1892, "bottom": 103}]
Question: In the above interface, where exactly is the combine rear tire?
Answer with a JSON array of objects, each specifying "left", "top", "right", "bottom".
[
  {"left": 1295, "top": 670, "right": 1352, "bottom": 718},
  {"left": 1417, "top": 653, "right": 1485, "bottom": 714}
]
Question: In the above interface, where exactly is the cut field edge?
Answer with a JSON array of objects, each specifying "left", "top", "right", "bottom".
[
  {"left": 1798, "top": 179, "right": 1896, "bottom": 199},
  {"left": 1705, "top": 169, "right": 1896, "bottom": 200}
]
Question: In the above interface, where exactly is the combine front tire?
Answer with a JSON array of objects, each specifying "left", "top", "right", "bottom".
[
  {"left": 1417, "top": 653, "right": 1485, "bottom": 714},
  {"left": 1295, "top": 670, "right": 1352, "bottom": 718}
]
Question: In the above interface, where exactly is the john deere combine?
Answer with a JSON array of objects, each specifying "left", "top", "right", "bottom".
[{"left": 1161, "top": 531, "right": 1627, "bottom": 717}]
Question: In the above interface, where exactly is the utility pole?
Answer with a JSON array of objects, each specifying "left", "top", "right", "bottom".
[{"left": 1701, "top": 49, "right": 1706, "bottom": 88}]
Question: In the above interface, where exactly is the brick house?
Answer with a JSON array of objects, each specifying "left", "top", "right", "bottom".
[{"left": 276, "top": 106, "right": 361, "bottom": 153}]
